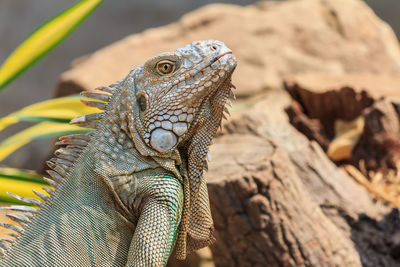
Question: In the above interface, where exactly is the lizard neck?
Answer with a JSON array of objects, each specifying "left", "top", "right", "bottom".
[{"left": 84, "top": 85, "right": 183, "bottom": 211}]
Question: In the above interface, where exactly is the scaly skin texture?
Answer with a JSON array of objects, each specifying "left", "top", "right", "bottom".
[{"left": 0, "top": 40, "right": 236, "bottom": 266}]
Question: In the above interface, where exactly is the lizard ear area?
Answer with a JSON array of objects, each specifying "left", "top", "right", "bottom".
[
  {"left": 137, "top": 92, "right": 148, "bottom": 112},
  {"left": 150, "top": 128, "right": 177, "bottom": 153}
]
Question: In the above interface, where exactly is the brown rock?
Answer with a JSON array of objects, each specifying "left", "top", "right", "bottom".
[{"left": 56, "top": 0, "right": 400, "bottom": 97}]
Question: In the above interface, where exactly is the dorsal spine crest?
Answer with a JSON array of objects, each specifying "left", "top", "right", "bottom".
[{"left": 0, "top": 81, "right": 119, "bottom": 257}]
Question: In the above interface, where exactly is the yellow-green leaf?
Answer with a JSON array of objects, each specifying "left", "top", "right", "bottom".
[
  {"left": 0, "top": 167, "right": 45, "bottom": 184},
  {"left": 0, "top": 177, "right": 48, "bottom": 205},
  {"left": 0, "top": 122, "right": 89, "bottom": 162},
  {"left": 0, "top": 168, "right": 50, "bottom": 205},
  {"left": 0, "top": 95, "right": 99, "bottom": 131},
  {"left": 0, "top": 0, "right": 103, "bottom": 89}
]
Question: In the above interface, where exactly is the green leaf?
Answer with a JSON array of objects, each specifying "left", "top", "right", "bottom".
[
  {"left": 0, "top": 167, "right": 45, "bottom": 184},
  {"left": 0, "top": 95, "right": 100, "bottom": 131},
  {"left": 0, "top": 167, "right": 50, "bottom": 205},
  {"left": 0, "top": 122, "right": 89, "bottom": 162},
  {"left": 0, "top": 0, "right": 103, "bottom": 90}
]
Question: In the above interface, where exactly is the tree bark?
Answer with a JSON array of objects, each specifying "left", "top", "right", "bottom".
[
  {"left": 353, "top": 100, "right": 400, "bottom": 173},
  {"left": 205, "top": 90, "right": 399, "bottom": 267}
]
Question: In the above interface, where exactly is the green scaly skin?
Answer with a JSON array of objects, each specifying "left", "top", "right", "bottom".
[{"left": 0, "top": 40, "right": 237, "bottom": 266}]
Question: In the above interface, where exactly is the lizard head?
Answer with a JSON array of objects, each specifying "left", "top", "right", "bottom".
[{"left": 131, "top": 40, "right": 237, "bottom": 154}]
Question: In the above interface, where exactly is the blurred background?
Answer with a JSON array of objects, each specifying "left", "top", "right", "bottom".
[
  {"left": 1, "top": 1, "right": 400, "bottom": 265},
  {"left": 0, "top": 0, "right": 399, "bottom": 116},
  {"left": 0, "top": 0, "right": 399, "bottom": 169}
]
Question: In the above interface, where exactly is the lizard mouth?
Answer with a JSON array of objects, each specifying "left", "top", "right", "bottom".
[{"left": 212, "top": 51, "right": 233, "bottom": 63}]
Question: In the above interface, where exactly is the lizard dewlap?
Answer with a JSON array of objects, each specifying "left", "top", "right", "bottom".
[{"left": 0, "top": 40, "right": 237, "bottom": 266}]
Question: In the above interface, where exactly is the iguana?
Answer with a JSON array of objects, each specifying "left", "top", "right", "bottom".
[{"left": 0, "top": 40, "right": 236, "bottom": 266}]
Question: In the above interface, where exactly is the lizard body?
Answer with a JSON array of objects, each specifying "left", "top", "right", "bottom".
[{"left": 0, "top": 40, "right": 237, "bottom": 266}]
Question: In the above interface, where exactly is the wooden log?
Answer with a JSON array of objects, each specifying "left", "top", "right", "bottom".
[
  {"left": 204, "top": 91, "right": 398, "bottom": 266},
  {"left": 353, "top": 99, "right": 400, "bottom": 173}
]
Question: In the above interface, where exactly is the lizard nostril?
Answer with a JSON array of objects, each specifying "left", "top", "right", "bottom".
[{"left": 211, "top": 45, "right": 218, "bottom": 51}]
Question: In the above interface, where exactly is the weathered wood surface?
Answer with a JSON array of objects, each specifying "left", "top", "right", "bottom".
[
  {"left": 205, "top": 91, "right": 399, "bottom": 266},
  {"left": 284, "top": 80, "right": 400, "bottom": 174},
  {"left": 284, "top": 81, "right": 374, "bottom": 147},
  {"left": 353, "top": 100, "right": 400, "bottom": 173}
]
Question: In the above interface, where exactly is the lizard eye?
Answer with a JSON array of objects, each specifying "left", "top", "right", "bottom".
[
  {"left": 156, "top": 60, "right": 175, "bottom": 75},
  {"left": 137, "top": 92, "right": 148, "bottom": 112}
]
